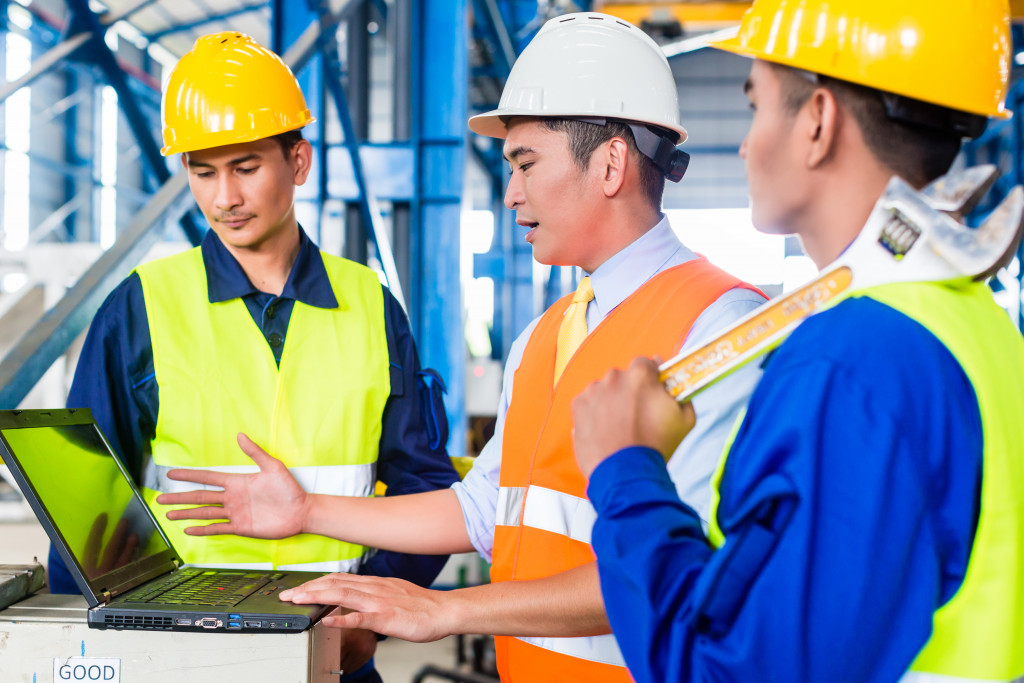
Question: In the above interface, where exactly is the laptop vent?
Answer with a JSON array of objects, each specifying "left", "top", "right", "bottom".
[{"left": 104, "top": 614, "right": 174, "bottom": 629}]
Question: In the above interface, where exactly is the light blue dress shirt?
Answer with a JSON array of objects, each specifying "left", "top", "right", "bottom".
[{"left": 452, "top": 216, "right": 767, "bottom": 560}]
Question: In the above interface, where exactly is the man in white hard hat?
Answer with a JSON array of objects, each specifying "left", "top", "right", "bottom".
[
  {"left": 570, "top": 0, "right": 1024, "bottom": 681},
  {"left": 160, "top": 15, "right": 765, "bottom": 681},
  {"left": 55, "top": 32, "right": 459, "bottom": 683}
]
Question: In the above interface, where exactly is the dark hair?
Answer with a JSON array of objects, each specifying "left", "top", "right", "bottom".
[
  {"left": 770, "top": 63, "right": 962, "bottom": 187},
  {"left": 269, "top": 129, "right": 305, "bottom": 159},
  {"left": 539, "top": 118, "right": 665, "bottom": 210}
]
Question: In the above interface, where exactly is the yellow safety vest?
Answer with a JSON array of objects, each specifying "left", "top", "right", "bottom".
[
  {"left": 709, "top": 281, "right": 1024, "bottom": 681},
  {"left": 135, "top": 247, "right": 390, "bottom": 572}
]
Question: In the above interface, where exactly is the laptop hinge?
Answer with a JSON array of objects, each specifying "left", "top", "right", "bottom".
[{"left": 100, "top": 590, "right": 112, "bottom": 604}]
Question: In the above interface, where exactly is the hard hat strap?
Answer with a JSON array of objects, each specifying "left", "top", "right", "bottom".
[
  {"left": 796, "top": 68, "right": 987, "bottom": 140},
  {"left": 569, "top": 116, "right": 690, "bottom": 183}
]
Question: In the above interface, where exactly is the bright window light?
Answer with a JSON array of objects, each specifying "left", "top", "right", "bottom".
[
  {"left": 3, "top": 31, "right": 32, "bottom": 251},
  {"left": 7, "top": 4, "right": 32, "bottom": 30},
  {"left": 99, "top": 86, "right": 119, "bottom": 248},
  {"left": 666, "top": 209, "right": 787, "bottom": 288},
  {"left": 462, "top": 210, "right": 496, "bottom": 357}
]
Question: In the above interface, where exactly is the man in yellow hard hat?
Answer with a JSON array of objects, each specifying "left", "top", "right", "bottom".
[
  {"left": 53, "top": 32, "right": 458, "bottom": 683},
  {"left": 569, "top": 1, "right": 1024, "bottom": 681},
  {"left": 156, "top": 14, "right": 766, "bottom": 682}
]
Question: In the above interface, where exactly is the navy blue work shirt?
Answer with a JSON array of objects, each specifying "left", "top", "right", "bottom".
[{"left": 51, "top": 228, "right": 458, "bottom": 600}]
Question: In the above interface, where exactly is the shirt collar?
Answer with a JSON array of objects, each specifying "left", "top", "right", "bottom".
[
  {"left": 201, "top": 226, "right": 339, "bottom": 308},
  {"left": 585, "top": 215, "right": 694, "bottom": 319}
]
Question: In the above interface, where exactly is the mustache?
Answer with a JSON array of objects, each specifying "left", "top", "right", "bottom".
[{"left": 215, "top": 213, "right": 256, "bottom": 223}]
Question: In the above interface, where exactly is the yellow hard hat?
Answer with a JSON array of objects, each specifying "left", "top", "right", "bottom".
[
  {"left": 711, "top": 0, "right": 1011, "bottom": 120},
  {"left": 161, "top": 32, "right": 315, "bottom": 156}
]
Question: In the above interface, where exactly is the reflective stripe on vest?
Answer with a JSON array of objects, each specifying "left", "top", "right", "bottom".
[
  {"left": 136, "top": 247, "right": 389, "bottom": 570},
  {"left": 900, "top": 673, "right": 1024, "bottom": 683},
  {"left": 494, "top": 259, "right": 758, "bottom": 682},
  {"left": 143, "top": 462, "right": 376, "bottom": 498},
  {"left": 514, "top": 634, "right": 625, "bottom": 667},
  {"left": 495, "top": 485, "right": 596, "bottom": 545},
  {"left": 709, "top": 281, "right": 1024, "bottom": 681}
]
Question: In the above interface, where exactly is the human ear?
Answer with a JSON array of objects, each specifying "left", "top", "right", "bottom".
[
  {"left": 805, "top": 89, "right": 839, "bottom": 169},
  {"left": 292, "top": 139, "right": 313, "bottom": 186},
  {"left": 600, "top": 137, "right": 629, "bottom": 197}
]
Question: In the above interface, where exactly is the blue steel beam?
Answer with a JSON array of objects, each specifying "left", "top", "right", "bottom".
[
  {"left": 144, "top": 2, "right": 269, "bottom": 42},
  {"left": 64, "top": 0, "right": 206, "bottom": 246},
  {"left": 414, "top": 0, "right": 468, "bottom": 454},
  {"left": 316, "top": 0, "right": 407, "bottom": 309}
]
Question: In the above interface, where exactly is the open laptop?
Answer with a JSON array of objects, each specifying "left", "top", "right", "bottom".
[{"left": 0, "top": 408, "right": 332, "bottom": 633}]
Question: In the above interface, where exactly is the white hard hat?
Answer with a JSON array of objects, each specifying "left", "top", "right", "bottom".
[{"left": 468, "top": 12, "right": 687, "bottom": 144}]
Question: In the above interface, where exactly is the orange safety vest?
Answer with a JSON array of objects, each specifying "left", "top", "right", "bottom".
[{"left": 493, "top": 258, "right": 757, "bottom": 682}]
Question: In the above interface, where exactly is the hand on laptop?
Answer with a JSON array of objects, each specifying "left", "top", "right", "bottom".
[
  {"left": 280, "top": 573, "right": 454, "bottom": 643},
  {"left": 156, "top": 433, "right": 311, "bottom": 539}
]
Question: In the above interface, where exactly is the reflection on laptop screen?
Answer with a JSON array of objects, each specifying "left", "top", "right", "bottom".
[{"left": 2, "top": 423, "right": 168, "bottom": 578}]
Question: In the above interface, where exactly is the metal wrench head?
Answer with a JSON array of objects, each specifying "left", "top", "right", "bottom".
[
  {"left": 920, "top": 164, "right": 999, "bottom": 219},
  {"left": 912, "top": 178, "right": 1024, "bottom": 282},
  {"left": 852, "top": 171, "right": 1024, "bottom": 287}
]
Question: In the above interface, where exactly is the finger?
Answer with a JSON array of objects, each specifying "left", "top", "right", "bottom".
[
  {"left": 182, "top": 522, "right": 235, "bottom": 536},
  {"left": 285, "top": 587, "right": 377, "bottom": 612},
  {"left": 237, "top": 432, "right": 281, "bottom": 470},
  {"left": 323, "top": 611, "right": 374, "bottom": 631},
  {"left": 166, "top": 505, "right": 229, "bottom": 521},
  {"left": 164, "top": 469, "right": 227, "bottom": 487},
  {"left": 157, "top": 490, "right": 224, "bottom": 506}
]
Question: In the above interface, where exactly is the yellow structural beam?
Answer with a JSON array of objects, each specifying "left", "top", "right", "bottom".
[{"left": 595, "top": 2, "right": 753, "bottom": 27}]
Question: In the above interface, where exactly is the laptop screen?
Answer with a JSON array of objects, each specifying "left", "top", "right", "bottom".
[{"left": 0, "top": 410, "right": 177, "bottom": 600}]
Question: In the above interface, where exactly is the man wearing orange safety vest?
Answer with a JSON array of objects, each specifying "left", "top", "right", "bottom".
[
  {"left": 572, "top": 1, "right": 1024, "bottom": 681},
  {"left": 160, "top": 15, "right": 765, "bottom": 681}
]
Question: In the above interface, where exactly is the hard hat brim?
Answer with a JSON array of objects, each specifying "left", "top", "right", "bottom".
[{"left": 468, "top": 109, "right": 688, "bottom": 144}]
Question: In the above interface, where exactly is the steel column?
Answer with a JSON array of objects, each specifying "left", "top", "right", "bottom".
[
  {"left": 343, "top": 0, "right": 371, "bottom": 265},
  {"left": 413, "top": 0, "right": 469, "bottom": 454}
]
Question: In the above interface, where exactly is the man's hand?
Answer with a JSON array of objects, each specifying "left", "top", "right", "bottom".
[
  {"left": 156, "top": 433, "right": 310, "bottom": 539},
  {"left": 336, "top": 625, "right": 378, "bottom": 675},
  {"left": 572, "top": 356, "right": 696, "bottom": 477},
  {"left": 280, "top": 574, "right": 454, "bottom": 643}
]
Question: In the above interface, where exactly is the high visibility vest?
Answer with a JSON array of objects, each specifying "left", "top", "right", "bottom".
[
  {"left": 494, "top": 259, "right": 755, "bottom": 682},
  {"left": 709, "top": 281, "right": 1024, "bottom": 682},
  {"left": 135, "top": 247, "right": 390, "bottom": 572}
]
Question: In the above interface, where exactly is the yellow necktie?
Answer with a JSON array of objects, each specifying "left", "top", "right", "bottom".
[{"left": 554, "top": 276, "right": 595, "bottom": 384}]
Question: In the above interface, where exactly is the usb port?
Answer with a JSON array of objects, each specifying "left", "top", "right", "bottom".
[
  {"left": 243, "top": 620, "right": 262, "bottom": 628},
  {"left": 227, "top": 621, "right": 241, "bottom": 629},
  {"left": 228, "top": 614, "right": 241, "bottom": 619}
]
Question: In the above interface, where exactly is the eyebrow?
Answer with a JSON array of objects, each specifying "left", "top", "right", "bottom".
[
  {"left": 503, "top": 145, "right": 535, "bottom": 163},
  {"left": 187, "top": 153, "right": 261, "bottom": 169},
  {"left": 743, "top": 78, "right": 754, "bottom": 95}
]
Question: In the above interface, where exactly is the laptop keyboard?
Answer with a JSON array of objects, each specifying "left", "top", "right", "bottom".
[{"left": 126, "top": 569, "right": 279, "bottom": 607}]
